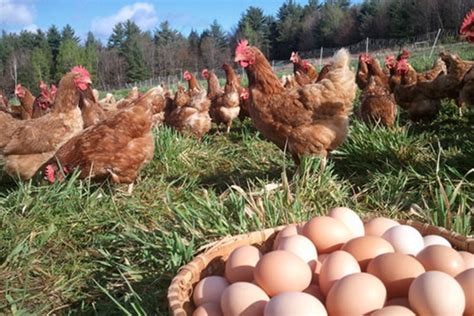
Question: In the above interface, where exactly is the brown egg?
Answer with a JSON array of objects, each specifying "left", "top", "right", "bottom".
[
  {"left": 312, "top": 253, "right": 329, "bottom": 284},
  {"left": 341, "top": 236, "right": 394, "bottom": 271},
  {"left": 303, "top": 216, "right": 352, "bottom": 254},
  {"left": 273, "top": 224, "right": 302, "bottom": 249},
  {"left": 384, "top": 297, "right": 411, "bottom": 308},
  {"left": 408, "top": 271, "right": 465, "bottom": 316},
  {"left": 193, "top": 276, "right": 229, "bottom": 306},
  {"left": 225, "top": 246, "right": 262, "bottom": 283},
  {"left": 364, "top": 217, "right": 399, "bottom": 237},
  {"left": 459, "top": 251, "right": 474, "bottom": 269},
  {"left": 303, "top": 284, "right": 325, "bottom": 303},
  {"left": 371, "top": 306, "right": 415, "bottom": 316},
  {"left": 263, "top": 292, "right": 327, "bottom": 316},
  {"left": 455, "top": 268, "right": 474, "bottom": 315},
  {"left": 367, "top": 252, "right": 425, "bottom": 299},
  {"left": 220, "top": 282, "right": 269, "bottom": 316},
  {"left": 254, "top": 250, "right": 312, "bottom": 296},
  {"left": 277, "top": 235, "right": 318, "bottom": 270},
  {"left": 319, "top": 250, "right": 361, "bottom": 296},
  {"left": 193, "top": 303, "right": 223, "bottom": 316},
  {"left": 326, "top": 272, "right": 386, "bottom": 316},
  {"left": 416, "top": 245, "right": 465, "bottom": 277}
]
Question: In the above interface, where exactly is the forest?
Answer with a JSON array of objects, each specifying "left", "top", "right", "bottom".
[{"left": 0, "top": 0, "right": 473, "bottom": 93}]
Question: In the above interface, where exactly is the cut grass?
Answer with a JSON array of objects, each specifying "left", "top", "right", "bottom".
[{"left": 1, "top": 57, "right": 474, "bottom": 314}]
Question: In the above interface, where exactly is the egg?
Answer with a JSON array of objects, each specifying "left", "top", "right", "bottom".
[
  {"left": 328, "top": 207, "right": 364, "bottom": 238},
  {"left": 254, "top": 250, "right": 312, "bottom": 296},
  {"left": 193, "top": 303, "right": 223, "bottom": 316},
  {"left": 220, "top": 282, "right": 269, "bottom": 316},
  {"left": 313, "top": 253, "right": 329, "bottom": 283},
  {"left": 273, "top": 224, "right": 302, "bottom": 249},
  {"left": 371, "top": 306, "right": 415, "bottom": 316},
  {"left": 341, "top": 235, "right": 394, "bottom": 271},
  {"left": 263, "top": 292, "right": 327, "bottom": 316},
  {"left": 225, "top": 246, "right": 262, "bottom": 283},
  {"left": 459, "top": 251, "right": 474, "bottom": 269},
  {"left": 384, "top": 297, "right": 411, "bottom": 308},
  {"left": 193, "top": 276, "right": 229, "bottom": 306},
  {"left": 367, "top": 252, "right": 425, "bottom": 299},
  {"left": 326, "top": 272, "right": 386, "bottom": 316},
  {"left": 455, "top": 268, "right": 474, "bottom": 315},
  {"left": 408, "top": 271, "right": 465, "bottom": 316},
  {"left": 382, "top": 225, "right": 424, "bottom": 255},
  {"left": 423, "top": 234, "right": 451, "bottom": 248},
  {"left": 416, "top": 245, "right": 465, "bottom": 277},
  {"left": 277, "top": 235, "right": 318, "bottom": 270},
  {"left": 303, "top": 216, "right": 352, "bottom": 254},
  {"left": 319, "top": 250, "right": 361, "bottom": 296},
  {"left": 364, "top": 217, "right": 399, "bottom": 237},
  {"left": 303, "top": 284, "right": 325, "bottom": 303}
]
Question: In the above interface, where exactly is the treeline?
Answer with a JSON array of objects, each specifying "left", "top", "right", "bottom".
[{"left": 0, "top": 0, "right": 472, "bottom": 93}]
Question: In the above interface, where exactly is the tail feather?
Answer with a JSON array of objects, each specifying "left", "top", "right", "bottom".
[{"left": 332, "top": 48, "right": 351, "bottom": 69}]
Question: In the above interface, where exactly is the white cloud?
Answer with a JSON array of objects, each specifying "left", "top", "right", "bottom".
[
  {"left": 0, "top": 0, "right": 35, "bottom": 25},
  {"left": 91, "top": 2, "right": 158, "bottom": 38},
  {"left": 22, "top": 23, "right": 38, "bottom": 33}
]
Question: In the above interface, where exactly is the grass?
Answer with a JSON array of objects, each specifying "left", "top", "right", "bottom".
[{"left": 1, "top": 52, "right": 473, "bottom": 315}]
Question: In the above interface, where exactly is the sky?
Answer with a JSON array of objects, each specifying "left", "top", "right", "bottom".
[{"left": 0, "top": 0, "right": 326, "bottom": 42}]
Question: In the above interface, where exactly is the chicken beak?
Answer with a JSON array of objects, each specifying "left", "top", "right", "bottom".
[
  {"left": 85, "top": 78, "right": 92, "bottom": 84},
  {"left": 234, "top": 55, "right": 242, "bottom": 63}
]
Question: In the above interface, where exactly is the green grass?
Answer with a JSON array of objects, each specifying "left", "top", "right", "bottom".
[{"left": 1, "top": 52, "right": 474, "bottom": 315}]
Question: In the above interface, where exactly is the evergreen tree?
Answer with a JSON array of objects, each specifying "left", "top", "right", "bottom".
[
  {"left": 275, "top": 0, "right": 304, "bottom": 58},
  {"left": 55, "top": 39, "right": 83, "bottom": 80},
  {"left": 61, "top": 24, "right": 80, "bottom": 44},
  {"left": 108, "top": 22, "right": 126, "bottom": 49},
  {"left": 47, "top": 25, "right": 62, "bottom": 76},
  {"left": 124, "top": 37, "right": 149, "bottom": 82},
  {"left": 82, "top": 32, "right": 99, "bottom": 82},
  {"left": 237, "top": 7, "right": 272, "bottom": 56}
]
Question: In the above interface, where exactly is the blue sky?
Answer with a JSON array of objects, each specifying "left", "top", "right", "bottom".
[{"left": 0, "top": 0, "right": 327, "bottom": 42}]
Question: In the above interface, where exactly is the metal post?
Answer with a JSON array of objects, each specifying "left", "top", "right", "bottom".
[
  {"left": 429, "top": 29, "right": 442, "bottom": 59},
  {"left": 319, "top": 47, "right": 323, "bottom": 66},
  {"left": 366, "top": 37, "right": 369, "bottom": 55}
]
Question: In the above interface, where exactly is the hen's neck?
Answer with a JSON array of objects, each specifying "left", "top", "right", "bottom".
[
  {"left": 208, "top": 73, "right": 221, "bottom": 96},
  {"left": 188, "top": 76, "right": 201, "bottom": 92},
  {"left": 246, "top": 53, "right": 284, "bottom": 94}
]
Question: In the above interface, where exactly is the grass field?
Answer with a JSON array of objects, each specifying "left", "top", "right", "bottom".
[{"left": 1, "top": 49, "right": 473, "bottom": 315}]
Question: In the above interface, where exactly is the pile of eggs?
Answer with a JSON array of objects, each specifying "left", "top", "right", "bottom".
[{"left": 191, "top": 207, "right": 474, "bottom": 316}]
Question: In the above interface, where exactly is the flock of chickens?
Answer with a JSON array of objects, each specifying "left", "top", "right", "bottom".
[{"left": 0, "top": 10, "right": 472, "bottom": 189}]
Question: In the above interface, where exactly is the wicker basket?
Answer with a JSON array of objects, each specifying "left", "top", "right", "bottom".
[{"left": 167, "top": 220, "right": 473, "bottom": 316}]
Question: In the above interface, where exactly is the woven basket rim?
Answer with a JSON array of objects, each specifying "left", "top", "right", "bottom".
[{"left": 167, "top": 219, "right": 473, "bottom": 316}]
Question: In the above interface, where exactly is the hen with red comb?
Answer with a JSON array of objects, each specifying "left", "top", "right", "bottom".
[{"left": 460, "top": 9, "right": 474, "bottom": 43}]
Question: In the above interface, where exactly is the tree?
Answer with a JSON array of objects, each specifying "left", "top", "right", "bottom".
[
  {"left": 82, "top": 32, "right": 100, "bottom": 82},
  {"left": 274, "top": 0, "right": 304, "bottom": 59},
  {"left": 61, "top": 24, "right": 80, "bottom": 44},
  {"left": 47, "top": 25, "right": 62, "bottom": 76},
  {"left": 200, "top": 21, "right": 230, "bottom": 69},
  {"left": 236, "top": 7, "right": 273, "bottom": 56},
  {"left": 55, "top": 39, "right": 83, "bottom": 80},
  {"left": 108, "top": 23, "right": 126, "bottom": 49},
  {"left": 123, "top": 37, "right": 149, "bottom": 82}
]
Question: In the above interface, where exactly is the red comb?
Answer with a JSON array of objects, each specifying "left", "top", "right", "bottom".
[
  {"left": 236, "top": 39, "right": 249, "bottom": 55},
  {"left": 183, "top": 71, "right": 191, "bottom": 80},
  {"left": 71, "top": 66, "right": 90, "bottom": 78},
  {"left": 51, "top": 84, "right": 57, "bottom": 96},
  {"left": 460, "top": 10, "right": 474, "bottom": 33},
  {"left": 201, "top": 69, "right": 209, "bottom": 78},
  {"left": 45, "top": 165, "right": 55, "bottom": 183}
]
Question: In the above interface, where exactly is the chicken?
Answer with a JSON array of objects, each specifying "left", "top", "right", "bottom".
[
  {"left": 282, "top": 74, "right": 299, "bottom": 89},
  {"left": 359, "top": 76, "right": 397, "bottom": 127},
  {"left": 183, "top": 71, "right": 203, "bottom": 94},
  {"left": 459, "top": 66, "right": 474, "bottom": 107},
  {"left": 0, "top": 90, "right": 10, "bottom": 112},
  {"left": 80, "top": 86, "right": 106, "bottom": 128},
  {"left": 460, "top": 9, "right": 474, "bottom": 43},
  {"left": 315, "top": 63, "right": 331, "bottom": 83},
  {"left": 222, "top": 63, "right": 249, "bottom": 121},
  {"left": 202, "top": 68, "right": 223, "bottom": 99},
  {"left": 32, "top": 81, "right": 55, "bottom": 118},
  {"left": 41, "top": 87, "right": 159, "bottom": 188},
  {"left": 98, "top": 92, "right": 118, "bottom": 113},
  {"left": 14, "top": 84, "right": 34, "bottom": 120},
  {"left": 234, "top": 40, "right": 356, "bottom": 162},
  {"left": 356, "top": 54, "right": 371, "bottom": 90},
  {"left": 0, "top": 66, "right": 89, "bottom": 180},
  {"left": 416, "top": 58, "right": 446, "bottom": 82},
  {"left": 116, "top": 87, "right": 140, "bottom": 109},
  {"left": 166, "top": 88, "right": 211, "bottom": 138},
  {"left": 392, "top": 58, "right": 440, "bottom": 121},
  {"left": 290, "top": 51, "right": 318, "bottom": 85}
]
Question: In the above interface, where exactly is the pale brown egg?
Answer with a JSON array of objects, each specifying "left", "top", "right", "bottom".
[
  {"left": 423, "top": 235, "right": 451, "bottom": 248},
  {"left": 319, "top": 250, "right": 361, "bottom": 296},
  {"left": 193, "top": 276, "right": 229, "bottom": 306},
  {"left": 408, "top": 271, "right": 465, "bottom": 316},
  {"left": 459, "top": 251, "right": 474, "bottom": 269},
  {"left": 220, "top": 282, "right": 269, "bottom": 316},
  {"left": 364, "top": 217, "right": 399, "bottom": 237},
  {"left": 254, "top": 250, "right": 312, "bottom": 296},
  {"left": 313, "top": 253, "right": 329, "bottom": 284},
  {"left": 371, "top": 305, "right": 415, "bottom": 316},
  {"left": 341, "top": 235, "right": 394, "bottom": 271},
  {"left": 303, "top": 284, "right": 325, "bottom": 303},
  {"left": 384, "top": 297, "right": 411, "bottom": 308},
  {"left": 263, "top": 292, "right": 327, "bottom": 316},
  {"left": 277, "top": 235, "right": 318, "bottom": 270},
  {"left": 416, "top": 245, "right": 465, "bottom": 277},
  {"left": 367, "top": 252, "right": 425, "bottom": 299},
  {"left": 328, "top": 207, "right": 365, "bottom": 238},
  {"left": 382, "top": 225, "right": 424, "bottom": 255},
  {"left": 193, "top": 302, "right": 223, "bottom": 316},
  {"left": 303, "top": 216, "right": 352, "bottom": 254},
  {"left": 455, "top": 268, "right": 474, "bottom": 315},
  {"left": 225, "top": 246, "right": 262, "bottom": 283},
  {"left": 326, "top": 272, "right": 386, "bottom": 316},
  {"left": 273, "top": 224, "right": 303, "bottom": 249}
]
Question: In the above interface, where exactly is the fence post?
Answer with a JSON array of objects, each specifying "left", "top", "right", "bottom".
[
  {"left": 319, "top": 47, "right": 323, "bottom": 66},
  {"left": 366, "top": 37, "right": 369, "bottom": 54},
  {"left": 429, "top": 28, "right": 442, "bottom": 59}
]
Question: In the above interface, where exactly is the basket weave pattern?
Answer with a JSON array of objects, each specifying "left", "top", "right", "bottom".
[{"left": 167, "top": 220, "right": 473, "bottom": 316}]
